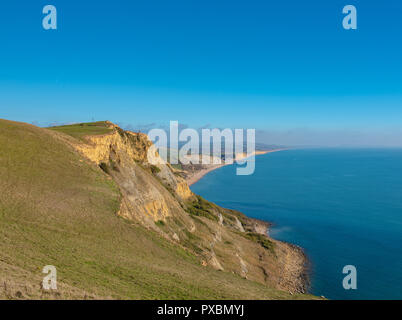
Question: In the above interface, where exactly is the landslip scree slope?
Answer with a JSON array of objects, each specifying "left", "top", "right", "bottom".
[{"left": 0, "top": 119, "right": 314, "bottom": 299}]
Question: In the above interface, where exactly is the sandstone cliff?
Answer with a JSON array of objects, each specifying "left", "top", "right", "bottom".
[{"left": 62, "top": 121, "right": 309, "bottom": 294}]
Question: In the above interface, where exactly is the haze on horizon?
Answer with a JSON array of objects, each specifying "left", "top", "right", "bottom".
[{"left": 1, "top": 1, "right": 401, "bottom": 147}]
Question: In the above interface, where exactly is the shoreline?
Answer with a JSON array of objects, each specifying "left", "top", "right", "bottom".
[
  {"left": 187, "top": 148, "right": 287, "bottom": 186},
  {"left": 233, "top": 203, "right": 311, "bottom": 294},
  {"left": 185, "top": 147, "right": 311, "bottom": 294}
]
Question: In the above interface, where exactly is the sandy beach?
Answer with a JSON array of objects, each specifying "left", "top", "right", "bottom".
[{"left": 187, "top": 149, "right": 286, "bottom": 186}]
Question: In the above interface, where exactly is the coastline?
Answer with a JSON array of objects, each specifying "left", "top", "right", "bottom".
[
  {"left": 187, "top": 149, "right": 287, "bottom": 186},
  {"left": 239, "top": 211, "right": 310, "bottom": 294},
  {"left": 186, "top": 147, "right": 311, "bottom": 294}
]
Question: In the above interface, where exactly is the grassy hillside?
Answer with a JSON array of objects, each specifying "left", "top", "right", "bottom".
[
  {"left": 0, "top": 119, "right": 315, "bottom": 299},
  {"left": 48, "top": 121, "right": 113, "bottom": 141}
]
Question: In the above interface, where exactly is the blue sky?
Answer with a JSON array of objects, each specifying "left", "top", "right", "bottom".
[{"left": 0, "top": 0, "right": 401, "bottom": 145}]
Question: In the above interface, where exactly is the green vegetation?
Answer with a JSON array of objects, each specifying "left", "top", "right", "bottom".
[
  {"left": 48, "top": 121, "right": 113, "bottom": 140},
  {"left": 185, "top": 195, "right": 218, "bottom": 222},
  {"left": 243, "top": 232, "right": 276, "bottom": 254},
  {"left": 150, "top": 165, "right": 161, "bottom": 175},
  {"left": 170, "top": 164, "right": 183, "bottom": 171},
  {"left": 155, "top": 220, "right": 165, "bottom": 227}
]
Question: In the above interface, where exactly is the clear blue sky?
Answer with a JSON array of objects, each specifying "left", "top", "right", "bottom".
[{"left": 1, "top": 0, "right": 401, "bottom": 145}]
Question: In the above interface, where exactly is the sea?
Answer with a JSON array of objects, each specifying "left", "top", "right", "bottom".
[{"left": 191, "top": 148, "right": 402, "bottom": 300}]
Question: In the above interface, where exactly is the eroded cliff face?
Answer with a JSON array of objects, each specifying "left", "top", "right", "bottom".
[
  {"left": 70, "top": 123, "right": 309, "bottom": 294},
  {"left": 76, "top": 124, "right": 193, "bottom": 203}
]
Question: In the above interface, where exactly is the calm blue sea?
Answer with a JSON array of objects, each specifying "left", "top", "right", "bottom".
[{"left": 191, "top": 149, "right": 402, "bottom": 300}]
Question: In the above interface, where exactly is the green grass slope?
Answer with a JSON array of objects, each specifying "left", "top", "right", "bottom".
[
  {"left": 0, "top": 119, "right": 315, "bottom": 299},
  {"left": 48, "top": 121, "right": 113, "bottom": 141}
]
